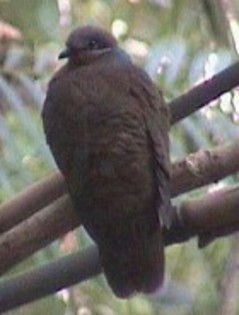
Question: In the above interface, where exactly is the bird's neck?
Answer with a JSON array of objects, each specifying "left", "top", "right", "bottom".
[{"left": 66, "top": 47, "right": 131, "bottom": 69}]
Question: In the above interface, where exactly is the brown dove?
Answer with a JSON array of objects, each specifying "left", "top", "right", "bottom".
[{"left": 42, "top": 26, "right": 172, "bottom": 298}]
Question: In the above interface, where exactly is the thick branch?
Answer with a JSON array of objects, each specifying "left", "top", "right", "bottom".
[
  {"left": 171, "top": 140, "right": 239, "bottom": 196},
  {"left": 0, "top": 172, "right": 66, "bottom": 233},
  {"left": 170, "top": 61, "right": 239, "bottom": 124},
  {"left": 0, "top": 195, "right": 79, "bottom": 277},
  {"left": 1, "top": 185, "right": 239, "bottom": 313},
  {"left": 0, "top": 246, "right": 101, "bottom": 314},
  {"left": 179, "top": 185, "right": 239, "bottom": 246}
]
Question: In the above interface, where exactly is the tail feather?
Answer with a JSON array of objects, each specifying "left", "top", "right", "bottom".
[{"left": 99, "top": 216, "right": 164, "bottom": 298}]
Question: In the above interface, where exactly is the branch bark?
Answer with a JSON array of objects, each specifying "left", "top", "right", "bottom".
[
  {"left": 0, "top": 246, "right": 101, "bottom": 314},
  {"left": 171, "top": 140, "right": 239, "bottom": 196},
  {"left": 170, "top": 61, "right": 239, "bottom": 124},
  {"left": 0, "top": 195, "right": 78, "bottom": 276},
  {"left": 0, "top": 172, "right": 65, "bottom": 233}
]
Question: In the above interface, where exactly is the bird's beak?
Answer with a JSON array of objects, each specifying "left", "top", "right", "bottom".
[{"left": 58, "top": 48, "right": 71, "bottom": 59}]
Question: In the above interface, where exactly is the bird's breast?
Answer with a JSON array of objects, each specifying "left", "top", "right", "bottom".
[
  {"left": 67, "top": 107, "right": 156, "bottom": 219},
  {"left": 46, "top": 66, "right": 158, "bottom": 221}
]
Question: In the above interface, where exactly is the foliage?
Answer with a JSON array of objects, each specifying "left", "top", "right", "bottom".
[{"left": 0, "top": 0, "right": 239, "bottom": 314}]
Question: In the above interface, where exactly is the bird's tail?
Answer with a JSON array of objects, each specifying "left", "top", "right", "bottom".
[{"left": 99, "top": 215, "right": 164, "bottom": 298}]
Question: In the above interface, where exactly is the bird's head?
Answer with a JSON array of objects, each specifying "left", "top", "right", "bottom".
[{"left": 59, "top": 26, "right": 118, "bottom": 66}]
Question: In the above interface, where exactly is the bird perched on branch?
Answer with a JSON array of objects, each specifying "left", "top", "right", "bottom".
[{"left": 42, "top": 26, "right": 172, "bottom": 298}]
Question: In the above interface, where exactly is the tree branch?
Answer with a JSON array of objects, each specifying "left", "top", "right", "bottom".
[
  {"left": 171, "top": 140, "right": 239, "bottom": 196},
  {"left": 170, "top": 61, "right": 239, "bottom": 124},
  {"left": 0, "top": 246, "right": 101, "bottom": 314},
  {"left": 0, "top": 195, "right": 78, "bottom": 276},
  {"left": 0, "top": 171, "right": 66, "bottom": 233},
  {"left": 1, "top": 184, "right": 239, "bottom": 313}
]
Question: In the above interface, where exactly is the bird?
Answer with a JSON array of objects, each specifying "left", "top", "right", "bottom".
[{"left": 42, "top": 25, "right": 172, "bottom": 298}]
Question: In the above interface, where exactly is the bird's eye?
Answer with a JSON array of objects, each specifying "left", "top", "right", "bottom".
[{"left": 88, "top": 39, "right": 101, "bottom": 50}]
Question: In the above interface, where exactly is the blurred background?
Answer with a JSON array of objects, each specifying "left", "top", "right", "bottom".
[{"left": 0, "top": 0, "right": 239, "bottom": 314}]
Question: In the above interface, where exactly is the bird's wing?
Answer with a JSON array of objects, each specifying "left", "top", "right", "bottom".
[
  {"left": 42, "top": 74, "right": 90, "bottom": 190},
  {"left": 129, "top": 68, "right": 173, "bottom": 227}
]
